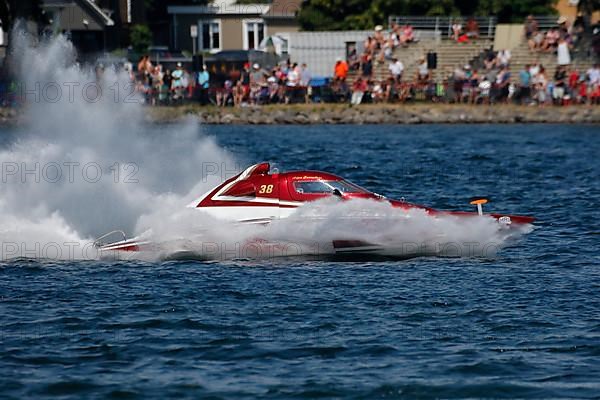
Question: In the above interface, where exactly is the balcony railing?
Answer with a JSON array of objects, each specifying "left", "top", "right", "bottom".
[{"left": 387, "top": 16, "right": 498, "bottom": 39}]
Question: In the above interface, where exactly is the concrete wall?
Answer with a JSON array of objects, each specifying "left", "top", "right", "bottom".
[
  {"left": 277, "top": 31, "right": 372, "bottom": 77},
  {"left": 494, "top": 24, "right": 523, "bottom": 51}
]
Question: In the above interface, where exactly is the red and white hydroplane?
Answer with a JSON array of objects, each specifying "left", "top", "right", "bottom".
[{"left": 96, "top": 162, "right": 534, "bottom": 258}]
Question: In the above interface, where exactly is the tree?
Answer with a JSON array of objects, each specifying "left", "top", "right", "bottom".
[
  {"left": 130, "top": 24, "right": 152, "bottom": 53},
  {"left": 297, "top": 0, "right": 560, "bottom": 30},
  {"left": 577, "top": 0, "right": 600, "bottom": 15},
  {"left": 475, "top": 0, "right": 557, "bottom": 22}
]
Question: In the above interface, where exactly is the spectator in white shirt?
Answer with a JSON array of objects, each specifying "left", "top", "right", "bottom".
[
  {"left": 300, "top": 63, "right": 312, "bottom": 103},
  {"left": 389, "top": 57, "right": 404, "bottom": 82},
  {"left": 587, "top": 64, "right": 600, "bottom": 85},
  {"left": 415, "top": 56, "right": 430, "bottom": 83},
  {"left": 300, "top": 63, "right": 311, "bottom": 87},
  {"left": 286, "top": 63, "right": 300, "bottom": 87},
  {"left": 496, "top": 49, "right": 511, "bottom": 67},
  {"left": 529, "top": 62, "right": 541, "bottom": 79}
]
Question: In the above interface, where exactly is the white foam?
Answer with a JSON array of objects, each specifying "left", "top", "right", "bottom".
[{"left": 1, "top": 31, "right": 234, "bottom": 260}]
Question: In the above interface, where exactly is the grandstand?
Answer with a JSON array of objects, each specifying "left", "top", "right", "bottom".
[{"left": 348, "top": 15, "right": 598, "bottom": 84}]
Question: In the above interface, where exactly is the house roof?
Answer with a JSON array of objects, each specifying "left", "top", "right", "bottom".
[
  {"left": 264, "top": 0, "right": 301, "bottom": 18},
  {"left": 168, "top": 0, "right": 270, "bottom": 16},
  {"left": 42, "top": 0, "right": 114, "bottom": 27},
  {"left": 81, "top": 0, "right": 114, "bottom": 26}
]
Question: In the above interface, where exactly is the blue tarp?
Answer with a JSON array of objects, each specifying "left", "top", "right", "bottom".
[{"left": 309, "top": 77, "right": 329, "bottom": 87}]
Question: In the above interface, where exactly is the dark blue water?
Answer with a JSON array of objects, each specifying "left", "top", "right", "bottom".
[{"left": 2, "top": 124, "right": 600, "bottom": 399}]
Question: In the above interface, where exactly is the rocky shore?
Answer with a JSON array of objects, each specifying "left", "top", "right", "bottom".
[
  {"left": 146, "top": 104, "right": 600, "bottom": 125},
  {"left": 2, "top": 104, "right": 599, "bottom": 126}
]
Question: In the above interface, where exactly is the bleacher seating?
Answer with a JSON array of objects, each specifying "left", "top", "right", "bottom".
[
  {"left": 347, "top": 35, "right": 493, "bottom": 84},
  {"left": 508, "top": 15, "right": 597, "bottom": 81},
  {"left": 348, "top": 15, "right": 599, "bottom": 85},
  {"left": 509, "top": 41, "right": 595, "bottom": 83}
]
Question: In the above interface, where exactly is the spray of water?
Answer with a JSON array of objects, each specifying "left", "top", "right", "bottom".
[
  {"left": 127, "top": 197, "right": 531, "bottom": 261},
  {"left": 1, "top": 31, "right": 233, "bottom": 260},
  {"left": 0, "top": 32, "right": 531, "bottom": 262}
]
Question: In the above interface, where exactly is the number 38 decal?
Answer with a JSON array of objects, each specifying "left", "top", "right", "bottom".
[{"left": 258, "top": 184, "right": 274, "bottom": 194}]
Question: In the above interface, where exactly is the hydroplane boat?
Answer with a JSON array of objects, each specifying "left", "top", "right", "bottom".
[{"left": 95, "top": 162, "right": 534, "bottom": 258}]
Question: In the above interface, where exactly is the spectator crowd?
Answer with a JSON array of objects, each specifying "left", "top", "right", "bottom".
[
  {"left": 132, "top": 55, "right": 315, "bottom": 106},
  {"left": 3, "top": 16, "right": 596, "bottom": 108},
  {"left": 122, "top": 16, "right": 599, "bottom": 108}
]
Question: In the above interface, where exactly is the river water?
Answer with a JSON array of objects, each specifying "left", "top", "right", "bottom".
[{"left": 1, "top": 124, "right": 599, "bottom": 399}]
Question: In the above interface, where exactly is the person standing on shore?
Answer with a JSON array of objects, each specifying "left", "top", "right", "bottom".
[
  {"left": 233, "top": 80, "right": 245, "bottom": 107},
  {"left": 518, "top": 64, "right": 531, "bottom": 104},
  {"left": 285, "top": 63, "right": 300, "bottom": 104},
  {"left": 568, "top": 68, "right": 579, "bottom": 99},
  {"left": 197, "top": 65, "right": 210, "bottom": 105},
  {"left": 557, "top": 37, "right": 571, "bottom": 66},
  {"left": 533, "top": 66, "right": 548, "bottom": 105},
  {"left": 171, "top": 62, "right": 185, "bottom": 102},
  {"left": 300, "top": 63, "right": 312, "bottom": 103},
  {"left": 334, "top": 58, "right": 349, "bottom": 82},
  {"left": 150, "top": 64, "right": 164, "bottom": 106},
  {"left": 250, "top": 63, "right": 266, "bottom": 104},
  {"left": 553, "top": 66, "right": 567, "bottom": 104}
]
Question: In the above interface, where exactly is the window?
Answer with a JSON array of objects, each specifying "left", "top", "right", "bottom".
[
  {"left": 198, "top": 20, "right": 220, "bottom": 52},
  {"left": 294, "top": 180, "right": 368, "bottom": 194},
  {"left": 243, "top": 19, "right": 265, "bottom": 50}
]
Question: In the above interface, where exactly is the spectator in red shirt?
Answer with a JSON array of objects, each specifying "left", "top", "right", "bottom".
[
  {"left": 334, "top": 58, "right": 349, "bottom": 81},
  {"left": 568, "top": 68, "right": 579, "bottom": 94},
  {"left": 576, "top": 80, "right": 587, "bottom": 104},
  {"left": 466, "top": 18, "right": 479, "bottom": 39},
  {"left": 351, "top": 76, "right": 368, "bottom": 105},
  {"left": 591, "top": 84, "right": 600, "bottom": 105}
]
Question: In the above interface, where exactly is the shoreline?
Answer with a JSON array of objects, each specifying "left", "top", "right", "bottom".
[
  {"left": 2, "top": 104, "right": 600, "bottom": 126},
  {"left": 145, "top": 104, "right": 600, "bottom": 124}
]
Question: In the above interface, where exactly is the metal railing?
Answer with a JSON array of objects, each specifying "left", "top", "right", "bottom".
[
  {"left": 387, "top": 16, "right": 497, "bottom": 39},
  {"left": 530, "top": 16, "right": 562, "bottom": 31}
]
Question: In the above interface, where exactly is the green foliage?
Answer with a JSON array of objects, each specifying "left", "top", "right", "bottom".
[
  {"left": 577, "top": 0, "right": 600, "bottom": 14},
  {"left": 130, "top": 24, "right": 153, "bottom": 53},
  {"left": 475, "top": 0, "right": 557, "bottom": 22},
  {"left": 110, "top": 48, "right": 128, "bottom": 58},
  {"left": 298, "top": 0, "right": 560, "bottom": 30}
]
